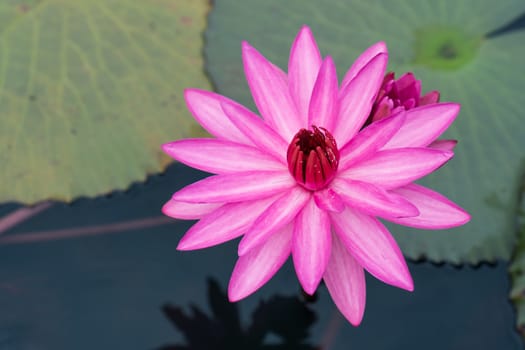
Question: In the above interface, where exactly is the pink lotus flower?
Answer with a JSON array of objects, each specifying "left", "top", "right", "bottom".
[{"left": 162, "top": 26, "right": 470, "bottom": 325}]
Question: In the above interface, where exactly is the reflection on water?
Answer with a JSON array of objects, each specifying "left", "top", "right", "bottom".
[{"left": 158, "top": 278, "right": 319, "bottom": 350}]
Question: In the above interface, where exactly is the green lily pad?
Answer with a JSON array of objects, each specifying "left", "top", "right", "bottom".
[
  {"left": 205, "top": 0, "right": 525, "bottom": 263},
  {"left": 0, "top": 0, "right": 211, "bottom": 203}
]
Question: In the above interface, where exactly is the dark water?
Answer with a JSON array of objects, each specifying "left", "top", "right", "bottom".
[
  {"left": 0, "top": 163, "right": 522, "bottom": 349},
  {"left": 488, "top": 11, "right": 525, "bottom": 37}
]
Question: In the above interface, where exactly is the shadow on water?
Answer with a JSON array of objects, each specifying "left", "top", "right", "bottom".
[{"left": 157, "top": 278, "right": 319, "bottom": 350}]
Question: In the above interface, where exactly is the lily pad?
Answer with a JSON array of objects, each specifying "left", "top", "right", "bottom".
[
  {"left": 204, "top": 0, "right": 525, "bottom": 263},
  {"left": 0, "top": 0, "right": 211, "bottom": 203}
]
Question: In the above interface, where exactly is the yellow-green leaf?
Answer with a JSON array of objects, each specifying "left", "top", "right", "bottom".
[{"left": 0, "top": 0, "right": 211, "bottom": 203}]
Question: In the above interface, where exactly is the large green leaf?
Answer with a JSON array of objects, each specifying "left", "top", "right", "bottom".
[
  {"left": 0, "top": 0, "right": 211, "bottom": 203},
  {"left": 205, "top": 0, "right": 525, "bottom": 263}
]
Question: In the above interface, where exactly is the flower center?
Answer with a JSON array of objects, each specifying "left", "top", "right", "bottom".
[{"left": 286, "top": 126, "right": 339, "bottom": 191}]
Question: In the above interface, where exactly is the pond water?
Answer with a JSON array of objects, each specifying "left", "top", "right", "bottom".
[{"left": 0, "top": 163, "right": 522, "bottom": 349}]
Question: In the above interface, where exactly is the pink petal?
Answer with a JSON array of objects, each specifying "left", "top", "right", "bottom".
[
  {"left": 288, "top": 25, "right": 323, "bottom": 123},
  {"left": 429, "top": 139, "right": 457, "bottom": 151},
  {"left": 390, "top": 184, "right": 470, "bottom": 229},
  {"left": 238, "top": 186, "right": 310, "bottom": 255},
  {"left": 323, "top": 233, "right": 366, "bottom": 326},
  {"left": 313, "top": 188, "right": 345, "bottom": 213},
  {"left": 184, "top": 89, "right": 253, "bottom": 145},
  {"left": 383, "top": 103, "right": 460, "bottom": 149},
  {"left": 330, "top": 178, "right": 419, "bottom": 219},
  {"left": 419, "top": 90, "right": 440, "bottom": 106},
  {"left": 340, "top": 148, "right": 453, "bottom": 189},
  {"left": 394, "top": 73, "right": 421, "bottom": 101},
  {"left": 177, "top": 195, "right": 278, "bottom": 250},
  {"left": 338, "top": 112, "right": 405, "bottom": 171},
  {"left": 220, "top": 99, "right": 288, "bottom": 163},
  {"left": 292, "top": 198, "right": 332, "bottom": 294},
  {"left": 340, "top": 42, "right": 387, "bottom": 92},
  {"left": 308, "top": 56, "right": 339, "bottom": 130},
  {"left": 330, "top": 208, "right": 413, "bottom": 291},
  {"left": 228, "top": 224, "right": 293, "bottom": 301},
  {"left": 335, "top": 53, "right": 388, "bottom": 147},
  {"left": 162, "top": 139, "right": 285, "bottom": 174},
  {"left": 162, "top": 200, "right": 222, "bottom": 220},
  {"left": 242, "top": 42, "right": 301, "bottom": 140},
  {"left": 171, "top": 171, "right": 294, "bottom": 203}
]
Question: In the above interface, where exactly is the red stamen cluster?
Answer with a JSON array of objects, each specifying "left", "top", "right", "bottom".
[{"left": 287, "top": 126, "right": 339, "bottom": 191}]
